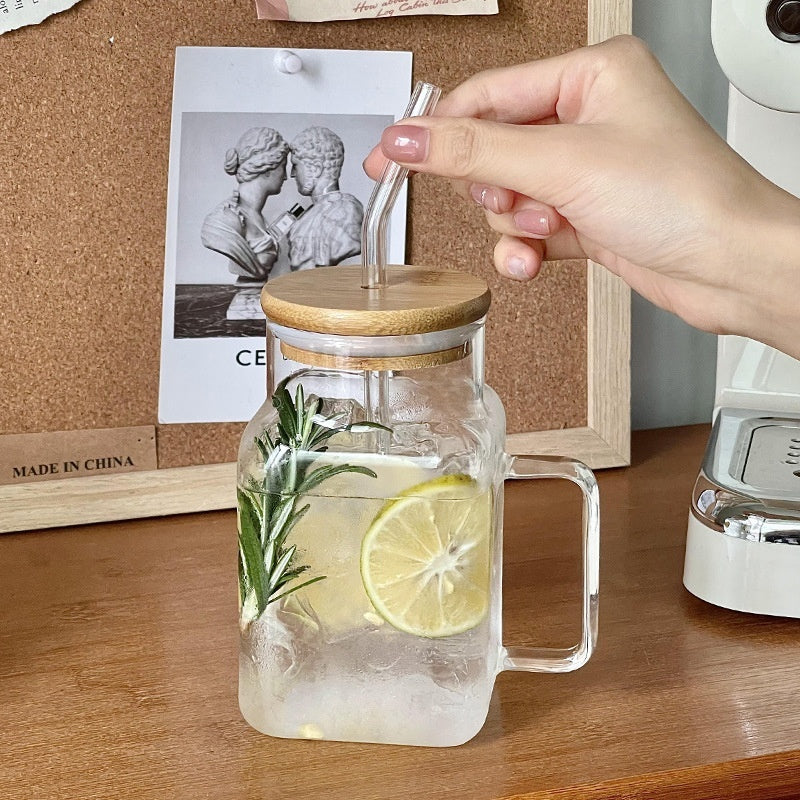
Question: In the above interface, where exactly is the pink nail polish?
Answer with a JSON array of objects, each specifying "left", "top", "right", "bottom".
[
  {"left": 507, "top": 256, "right": 530, "bottom": 281},
  {"left": 381, "top": 125, "right": 430, "bottom": 164},
  {"left": 470, "top": 184, "right": 486, "bottom": 207},
  {"left": 514, "top": 210, "right": 551, "bottom": 237},
  {"left": 470, "top": 184, "right": 500, "bottom": 214}
]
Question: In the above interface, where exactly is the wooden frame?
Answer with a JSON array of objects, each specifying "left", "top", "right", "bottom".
[
  {"left": 0, "top": 0, "right": 631, "bottom": 534},
  {"left": 498, "top": 0, "right": 632, "bottom": 469}
]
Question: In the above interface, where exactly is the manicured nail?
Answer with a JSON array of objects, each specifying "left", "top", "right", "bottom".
[
  {"left": 381, "top": 125, "right": 430, "bottom": 164},
  {"left": 513, "top": 210, "right": 551, "bottom": 237},
  {"left": 470, "top": 184, "right": 500, "bottom": 214},
  {"left": 506, "top": 256, "right": 531, "bottom": 281}
]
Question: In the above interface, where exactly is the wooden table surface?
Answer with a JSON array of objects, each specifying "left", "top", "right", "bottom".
[{"left": 2, "top": 425, "right": 799, "bottom": 800}]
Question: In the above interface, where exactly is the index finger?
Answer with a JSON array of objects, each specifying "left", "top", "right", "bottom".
[
  {"left": 435, "top": 45, "right": 596, "bottom": 124},
  {"left": 362, "top": 51, "right": 572, "bottom": 181}
]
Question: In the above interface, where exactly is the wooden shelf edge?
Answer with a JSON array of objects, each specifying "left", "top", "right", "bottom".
[
  {"left": 586, "top": 261, "right": 631, "bottom": 468},
  {"left": 508, "top": 426, "right": 629, "bottom": 469},
  {"left": 584, "top": 1, "right": 633, "bottom": 467},
  {"left": 1, "top": 424, "right": 628, "bottom": 534},
  {"left": 0, "top": 462, "right": 236, "bottom": 534}
]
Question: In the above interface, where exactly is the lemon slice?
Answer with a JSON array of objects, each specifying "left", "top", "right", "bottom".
[{"left": 360, "top": 474, "right": 493, "bottom": 638}]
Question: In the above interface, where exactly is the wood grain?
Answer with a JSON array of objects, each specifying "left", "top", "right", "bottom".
[
  {"left": 508, "top": 425, "right": 630, "bottom": 469},
  {"left": 588, "top": 0, "right": 631, "bottom": 44},
  {"left": 586, "top": 0, "right": 633, "bottom": 470},
  {"left": 0, "top": 463, "right": 236, "bottom": 534},
  {"left": 587, "top": 265, "right": 631, "bottom": 465},
  {"left": 280, "top": 341, "right": 470, "bottom": 371},
  {"left": 261, "top": 265, "right": 491, "bottom": 335},
  {"left": 1, "top": 426, "right": 798, "bottom": 799}
]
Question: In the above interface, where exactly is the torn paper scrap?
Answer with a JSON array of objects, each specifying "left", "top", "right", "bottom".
[
  {"left": 0, "top": 0, "right": 84, "bottom": 35},
  {"left": 255, "top": 0, "right": 497, "bottom": 22}
]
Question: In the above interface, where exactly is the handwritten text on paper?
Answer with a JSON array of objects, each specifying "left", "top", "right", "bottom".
[{"left": 255, "top": 0, "right": 497, "bottom": 22}]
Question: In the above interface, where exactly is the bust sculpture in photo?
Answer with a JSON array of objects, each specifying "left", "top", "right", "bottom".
[
  {"left": 201, "top": 126, "right": 290, "bottom": 283},
  {"left": 287, "top": 126, "right": 364, "bottom": 271}
]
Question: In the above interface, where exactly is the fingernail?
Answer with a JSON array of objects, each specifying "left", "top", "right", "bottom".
[
  {"left": 381, "top": 125, "right": 430, "bottom": 164},
  {"left": 513, "top": 210, "right": 551, "bottom": 237},
  {"left": 507, "top": 256, "right": 531, "bottom": 281},
  {"left": 470, "top": 184, "right": 500, "bottom": 214}
]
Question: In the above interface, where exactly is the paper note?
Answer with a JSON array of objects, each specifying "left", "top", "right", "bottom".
[
  {"left": 255, "top": 0, "right": 497, "bottom": 21},
  {"left": 0, "top": 0, "right": 84, "bottom": 35},
  {"left": 159, "top": 48, "right": 411, "bottom": 424},
  {"left": 0, "top": 426, "right": 157, "bottom": 486}
]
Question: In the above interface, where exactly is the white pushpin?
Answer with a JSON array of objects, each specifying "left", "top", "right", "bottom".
[{"left": 274, "top": 50, "right": 303, "bottom": 75}]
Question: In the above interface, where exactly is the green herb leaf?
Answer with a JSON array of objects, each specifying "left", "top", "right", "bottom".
[
  {"left": 273, "top": 381, "right": 298, "bottom": 443},
  {"left": 254, "top": 435, "right": 272, "bottom": 463},
  {"left": 269, "top": 545, "right": 297, "bottom": 594},
  {"left": 296, "top": 464, "right": 378, "bottom": 496},
  {"left": 237, "top": 489, "right": 269, "bottom": 615},
  {"left": 295, "top": 384, "right": 305, "bottom": 440},
  {"left": 237, "top": 377, "right": 389, "bottom": 625},
  {"left": 277, "top": 503, "right": 309, "bottom": 549},
  {"left": 268, "top": 575, "right": 327, "bottom": 605},
  {"left": 270, "top": 496, "right": 295, "bottom": 542}
]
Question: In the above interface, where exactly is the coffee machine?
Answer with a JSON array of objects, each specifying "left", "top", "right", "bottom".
[{"left": 683, "top": 0, "right": 800, "bottom": 617}]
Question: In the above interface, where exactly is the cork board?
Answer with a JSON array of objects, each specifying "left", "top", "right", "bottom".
[{"left": 0, "top": 0, "right": 631, "bottom": 531}]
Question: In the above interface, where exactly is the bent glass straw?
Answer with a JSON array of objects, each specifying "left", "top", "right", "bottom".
[{"left": 361, "top": 81, "right": 442, "bottom": 289}]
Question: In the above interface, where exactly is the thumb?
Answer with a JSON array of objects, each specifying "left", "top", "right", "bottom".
[{"left": 379, "top": 116, "right": 586, "bottom": 209}]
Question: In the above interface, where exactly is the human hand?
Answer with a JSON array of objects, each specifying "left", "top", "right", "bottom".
[{"left": 364, "top": 36, "right": 800, "bottom": 358}]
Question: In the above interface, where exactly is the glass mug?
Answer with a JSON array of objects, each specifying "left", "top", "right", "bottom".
[{"left": 236, "top": 266, "right": 600, "bottom": 747}]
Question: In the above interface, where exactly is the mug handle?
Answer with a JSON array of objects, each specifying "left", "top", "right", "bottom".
[{"left": 502, "top": 455, "right": 600, "bottom": 673}]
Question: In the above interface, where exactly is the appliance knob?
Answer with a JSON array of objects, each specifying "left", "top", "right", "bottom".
[{"left": 767, "top": 0, "right": 800, "bottom": 42}]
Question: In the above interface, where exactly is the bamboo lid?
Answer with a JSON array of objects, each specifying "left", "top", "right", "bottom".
[{"left": 261, "top": 265, "right": 491, "bottom": 336}]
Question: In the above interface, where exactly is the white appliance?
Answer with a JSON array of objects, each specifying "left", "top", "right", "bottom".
[{"left": 683, "top": 0, "right": 800, "bottom": 617}]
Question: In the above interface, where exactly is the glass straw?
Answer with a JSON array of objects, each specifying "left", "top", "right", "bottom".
[
  {"left": 360, "top": 82, "right": 441, "bottom": 447},
  {"left": 361, "top": 81, "right": 442, "bottom": 289}
]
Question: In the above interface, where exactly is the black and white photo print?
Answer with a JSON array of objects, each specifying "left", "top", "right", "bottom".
[
  {"left": 159, "top": 47, "right": 411, "bottom": 424},
  {"left": 177, "top": 112, "right": 386, "bottom": 336}
]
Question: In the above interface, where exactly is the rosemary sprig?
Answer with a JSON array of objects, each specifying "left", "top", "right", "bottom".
[{"left": 238, "top": 377, "right": 389, "bottom": 624}]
